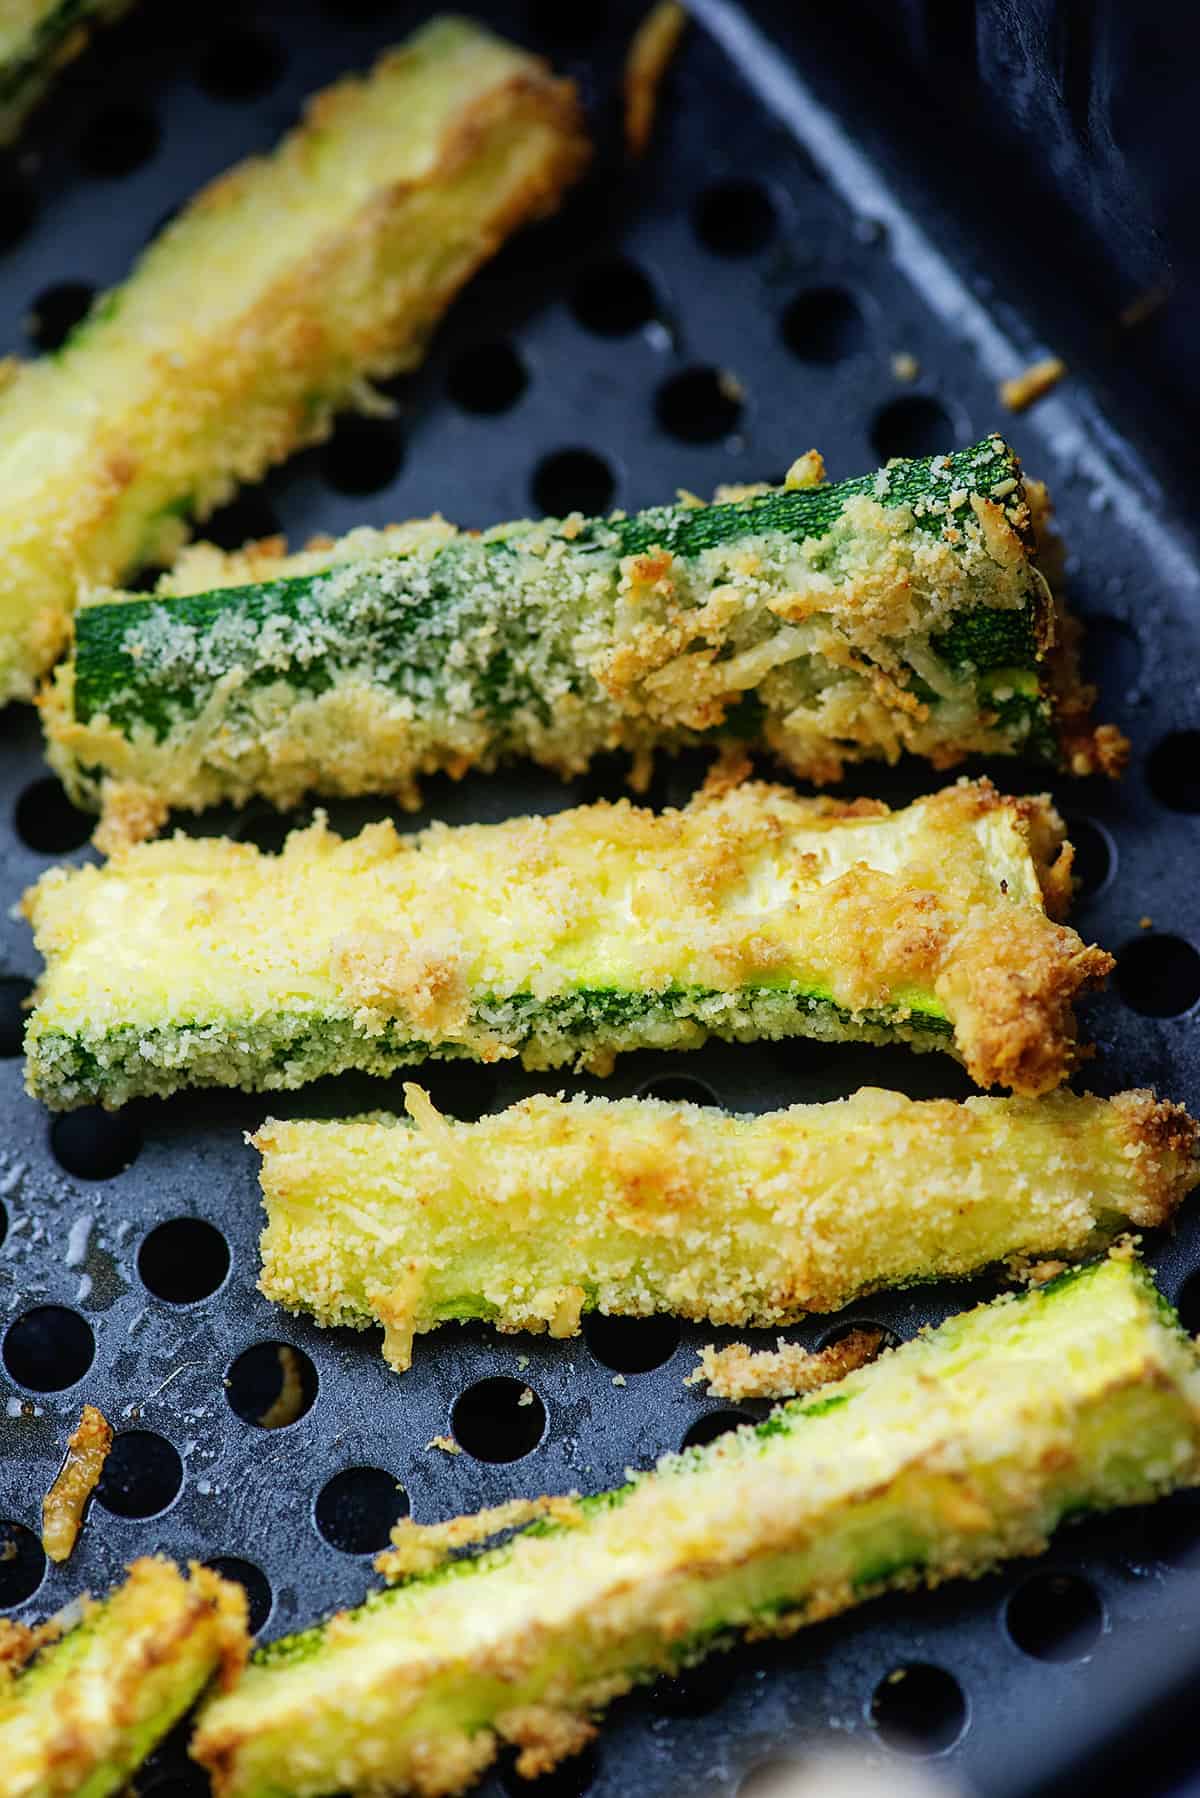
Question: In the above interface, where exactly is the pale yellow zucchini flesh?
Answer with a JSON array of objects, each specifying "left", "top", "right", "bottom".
[
  {"left": 190, "top": 1256, "right": 1200, "bottom": 1798},
  {"left": 21, "top": 778, "right": 1110, "bottom": 1108},
  {"left": 0, "top": 15, "right": 587, "bottom": 701},
  {"left": 0, "top": 1557, "right": 247, "bottom": 1798},
  {"left": 254, "top": 1084, "right": 1200, "bottom": 1370}
]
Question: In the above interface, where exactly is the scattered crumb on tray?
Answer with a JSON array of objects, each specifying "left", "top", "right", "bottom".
[
  {"left": 1000, "top": 356, "right": 1066, "bottom": 413},
  {"left": 687, "top": 1328, "right": 884, "bottom": 1401},
  {"left": 624, "top": 1, "right": 688, "bottom": 158},
  {"left": 426, "top": 1434, "right": 461, "bottom": 1456},
  {"left": 517, "top": 1386, "right": 536, "bottom": 1407},
  {"left": 891, "top": 351, "right": 920, "bottom": 382},
  {"left": 41, "top": 1404, "right": 112, "bottom": 1564},
  {"left": 257, "top": 1345, "right": 308, "bottom": 1430}
]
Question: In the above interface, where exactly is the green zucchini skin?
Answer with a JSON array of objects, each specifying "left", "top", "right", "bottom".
[
  {"left": 20, "top": 780, "right": 1109, "bottom": 1108},
  {"left": 45, "top": 436, "right": 1118, "bottom": 847},
  {"left": 190, "top": 1256, "right": 1200, "bottom": 1798}
]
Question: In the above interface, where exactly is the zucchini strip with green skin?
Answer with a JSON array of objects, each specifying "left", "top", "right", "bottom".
[
  {"left": 0, "top": 1557, "right": 247, "bottom": 1798},
  {"left": 21, "top": 777, "right": 1109, "bottom": 1109},
  {"left": 191, "top": 1255, "right": 1200, "bottom": 1798},
  {"left": 0, "top": 15, "right": 588, "bottom": 703},
  {"left": 254, "top": 1084, "right": 1199, "bottom": 1371},
  {"left": 43, "top": 436, "right": 1122, "bottom": 850},
  {"left": 0, "top": 0, "right": 135, "bottom": 144}
]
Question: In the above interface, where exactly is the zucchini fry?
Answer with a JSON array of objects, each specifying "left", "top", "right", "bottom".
[
  {"left": 22, "top": 778, "right": 1109, "bottom": 1109},
  {"left": 255, "top": 1085, "right": 1197, "bottom": 1371},
  {"left": 0, "top": 16, "right": 588, "bottom": 703},
  {"left": 0, "top": 1557, "right": 247, "bottom": 1798},
  {"left": 0, "top": 0, "right": 135, "bottom": 144},
  {"left": 43, "top": 437, "right": 1121, "bottom": 851},
  {"left": 191, "top": 1255, "right": 1200, "bottom": 1797}
]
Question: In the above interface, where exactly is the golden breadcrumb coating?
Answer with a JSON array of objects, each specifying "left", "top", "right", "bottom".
[
  {"left": 253, "top": 1085, "right": 1196, "bottom": 1370},
  {"left": 624, "top": 1, "right": 687, "bottom": 156},
  {"left": 689, "top": 1330, "right": 884, "bottom": 1401},
  {"left": 0, "top": 17, "right": 587, "bottom": 700},
  {"left": 25, "top": 778, "right": 1107, "bottom": 1108},
  {"left": 40, "top": 1403, "right": 112, "bottom": 1564}
]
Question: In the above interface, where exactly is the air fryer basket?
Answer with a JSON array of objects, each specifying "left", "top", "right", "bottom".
[{"left": 2, "top": 4, "right": 1199, "bottom": 1795}]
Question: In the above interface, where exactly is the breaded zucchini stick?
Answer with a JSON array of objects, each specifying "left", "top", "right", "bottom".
[
  {"left": 0, "top": 0, "right": 135, "bottom": 144},
  {"left": 254, "top": 1084, "right": 1199, "bottom": 1370},
  {"left": 21, "top": 778, "right": 1109, "bottom": 1109},
  {"left": 191, "top": 1255, "right": 1200, "bottom": 1797},
  {"left": 0, "top": 16, "right": 587, "bottom": 703},
  {"left": 42, "top": 437, "right": 1122, "bottom": 852},
  {"left": 0, "top": 1557, "right": 247, "bottom": 1798}
]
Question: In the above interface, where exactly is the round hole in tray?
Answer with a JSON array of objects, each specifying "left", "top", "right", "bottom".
[
  {"left": 236, "top": 806, "right": 308, "bottom": 855},
  {"left": 1005, "top": 1570, "right": 1104, "bottom": 1661},
  {"left": 569, "top": 257, "right": 657, "bottom": 336},
  {"left": 95, "top": 1430, "right": 183, "bottom": 1517},
  {"left": 14, "top": 776, "right": 92, "bottom": 854},
  {"left": 196, "top": 27, "right": 285, "bottom": 101},
  {"left": 524, "top": 2, "right": 602, "bottom": 47},
  {"left": 0, "top": 1522, "right": 45, "bottom": 1608},
  {"left": 1147, "top": 730, "right": 1200, "bottom": 813},
  {"left": 781, "top": 286, "right": 866, "bottom": 363},
  {"left": 0, "top": 976, "right": 32, "bottom": 1058},
  {"left": 320, "top": 416, "right": 405, "bottom": 496},
  {"left": 1174, "top": 1270, "right": 1200, "bottom": 1338},
  {"left": 581, "top": 1313, "right": 681, "bottom": 1374},
  {"left": 51, "top": 1107, "right": 142, "bottom": 1180},
  {"left": 499, "top": 1743, "right": 599, "bottom": 1796},
  {"left": 139, "top": 1218, "right": 230, "bottom": 1305},
  {"left": 636, "top": 1073, "right": 719, "bottom": 1106},
  {"left": 1078, "top": 612, "right": 1142, "bottom": 705},
  {"left": 77, "top": 103, "right": 161, "bottom": 179},
  {"left": 0, "top": 165, "right": 36, "bottom": 254},
  {"left": 656, "top": 365, "right": 743, "bottom": 443},
  {"left": 452, "top": 1376, "right": 547, "bottom": 1462},
  {"left": 3, "top": 1305, "right": 95, "bottom": 1391},
  {"left": 314, "top": 1466, "right": 409, "bottom": 1555},
  {"left": 680, "top": 1409, "right": 753, "bottom": 1451},
  {"left": 225, "top": 1341, "right": 318, "bottom": 1430},
  {"left": 204, "top": 1556, "right": 273, "bottom": 1634},
  {"left": 141, "top": 1778, "right": 210, "bottom": 1798},
  {"left": 200, "top": 490, "right": 283, "bottom": 552},
  {"left": 531, "top": 447, "right": 615, "bottom": 517},
  {"left": 1114, "top": 933, "right": 1200, "bottom": 1017},
  {"left": 869, "top": 1662, "right": 968, "bottom": 1755},
  {"left": 652, "top": 1651, "right": 731, "bottom": 1717},
  {"left": 27, "top": 281, "right": 96, "bottom": 354},
  {"left": 871, "top": 395, "right": 955, "bottom": 463},
  {"left": 817, "top": 1317, "right": 901, "bottom": 1356},
  {"left": 1143, "top": 1491, "right": 1200, "bottom": 1569},
  {"left": 1062, "top": 813, "right": 1115, "bottom": 901},
  {"left": 693, "top": 178, "right": 777, "bottom": 257},
  {"left": 446, "top": 341, "right": 528, "bottom": 414}
]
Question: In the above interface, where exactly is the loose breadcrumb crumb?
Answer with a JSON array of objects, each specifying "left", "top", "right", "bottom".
[
  {"left": 624, "top": 1, "right": 687, "bottom": 157},
  {"left": 426, "top": 1435, "right": 461, "bottom": 1455},
  {"left": 891, "top": 352, "right": 920, "bottom": 382},
  {"left": 256, "top": 1346, "right": 308, "bottom": 1430},
  {"left": 1000, "top": 357, "right": 1067, "bottom": 413},
  {"left": 376, "top": 1494, "right": 583, "bottom": 1581},
  {"left": 41, "top": 1404, "right": 112, "bottom": 1563},
  {"left": 688, "top": 1329, "right": 883, "bottom": 1400}
]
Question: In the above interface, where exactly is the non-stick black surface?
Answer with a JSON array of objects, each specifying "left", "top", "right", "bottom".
[{"left": 2, "top": 5, "right": 1199, "bottom": 1795}]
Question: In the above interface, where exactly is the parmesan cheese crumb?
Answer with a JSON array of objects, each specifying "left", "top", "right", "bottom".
[
  {"left": 612, "top": 1373, "right": 627, "bottom": 1387},
  {"left": 426, "top": 1434, "right": 461, "bottom": 1456},
  {"left": 517, "top": 1386, "right": 536, "bottom": 1407}
]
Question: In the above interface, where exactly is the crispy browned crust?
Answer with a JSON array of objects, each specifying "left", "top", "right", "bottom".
[
  {"left": 624, "top": 2, "right": 687, "bottom": 156},
  {"left": 690, "top": 1328, "right": 885, "bottom": 1401},
  {"left": 376, "top": 1495, "right": 585, "bottom": 1582},
  {"left": 1108, "top": 1091, "right": 1200, "bottom": 1226},
  {"left": 41, "top": 1403, "right": 113, "bottom": 1564},
  {"left": 1026, "top": 479, "right": 1130, "bottom": 779}
]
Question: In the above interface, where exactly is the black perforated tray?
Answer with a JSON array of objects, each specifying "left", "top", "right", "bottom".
[{"left": 2, "top": 5, "right": 1200, "bottom": 1796}]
